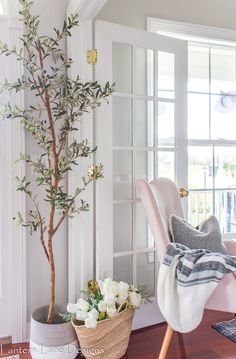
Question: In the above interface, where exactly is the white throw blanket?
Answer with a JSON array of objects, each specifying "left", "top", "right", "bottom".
[{"left": 158, "top": 243, "right": 236, "bottom": 333}]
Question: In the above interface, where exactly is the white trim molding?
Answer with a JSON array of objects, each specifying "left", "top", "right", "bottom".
[
  {"left": 147, "top": 17, "right": 236, "bottom": 45},
  {"left": 0, "top": 4, "right": 26, "bottom": 342},
  {"left": 10, "top": 24, "right": 27, "bottom": 344},
  {"left": 67, "top": 0, "right": 108, "bottom": 302}
]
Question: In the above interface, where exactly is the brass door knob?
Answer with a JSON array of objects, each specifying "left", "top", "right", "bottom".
[{"left": 179, "top": 187, "right": 189, "bottom": 198}]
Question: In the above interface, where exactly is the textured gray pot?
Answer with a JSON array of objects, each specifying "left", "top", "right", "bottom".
[{"left": 30, "top": 305, "right": 79, "bottom": 359}]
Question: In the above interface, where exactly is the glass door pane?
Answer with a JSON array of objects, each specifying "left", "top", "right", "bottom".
[
  {"left": 158, "top": 51, "right": 175, "bottom": 98},
  {"left": 113, "top": 43, "right": 132, "bottom": 94},
  {"left": 113, "top": 97, "right": 132, "bottom": 146},
  {"left": 136, "top": 252, "right": 156, "bottom": 297},
  {"left": 134, "top": 100, "right": 154, "bottom": 147}
]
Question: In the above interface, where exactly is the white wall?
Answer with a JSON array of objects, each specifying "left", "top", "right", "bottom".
[
  {"left": 96, "top": 0, "right": 236, "bottom": 30},
  {"left": 26, "top": 0, "right": 68, "bottom": 321}
]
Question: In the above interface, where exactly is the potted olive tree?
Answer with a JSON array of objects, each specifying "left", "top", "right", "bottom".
[{"left": 0, "top": 0, "right": 113, "bottom": 357}]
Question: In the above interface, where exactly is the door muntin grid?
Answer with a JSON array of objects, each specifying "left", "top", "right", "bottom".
[{"left": 112, "top": 43, "right": 177, "bottom": 295}]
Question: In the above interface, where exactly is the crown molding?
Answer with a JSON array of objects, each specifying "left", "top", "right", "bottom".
[{"left": 147, "top": 17, "right": 236, "bottom": 45}]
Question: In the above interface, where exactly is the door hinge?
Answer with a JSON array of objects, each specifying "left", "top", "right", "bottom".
[
  {"left": 87, "top": 49, "right": 97, "bottom": 64},
  {"left": 179, "top": 187, "right": 189, "bottom": 198}
]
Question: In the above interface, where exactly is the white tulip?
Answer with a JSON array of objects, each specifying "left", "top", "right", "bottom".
[
  {"left": 98, "top": 300, "right": 107, "bottom": 312},
  {"left": 85, "top": 317, "right": 97, "bottom": 328},
  {"left": 77, "top": 298, "right": 90, "bottom": 312},
  {"left": 76, "top": 310, "right": 89, "bottom": 321},
  {"left": 88, "top": 308, "right": 99, "bottom": 320},
  {"left": 118, "top": 281, "right": 129, "bottom": 297},
  {"left": 107, "top": 306, "right": 117, "bottom": 318},
  {"left": 67, "top": 303, "right": 79, "bottom": 314},
  {"left": 103, "top": 278, "right": 113, "bottom": 294},
  {"left": 109, "top": 282, "right": 119, "bottom": 296},
  {"left": 104, "top": 293, "right": 116, "bottom": 306},
  {"left": 129, "top": 292, "right": 142, "bottom": 307}
]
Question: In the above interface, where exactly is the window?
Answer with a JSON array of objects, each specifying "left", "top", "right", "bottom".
[
  {"left": 149, "top": 18, "right": 236, "bottom": 236},
  {"left": 188, "top": 43, "right": 236, "bottom": 234}
]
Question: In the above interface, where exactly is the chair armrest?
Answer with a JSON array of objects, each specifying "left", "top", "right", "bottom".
[{"left": 223, "top": 239, "right": 236, "bottom": 256}]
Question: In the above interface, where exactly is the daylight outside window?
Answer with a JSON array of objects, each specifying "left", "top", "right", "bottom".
[
  {"left": 188, "top": 43, "right": 236, "bottom": 234},
  {"left": 150, "top": 22, "right": 236, "bottom": 236}
]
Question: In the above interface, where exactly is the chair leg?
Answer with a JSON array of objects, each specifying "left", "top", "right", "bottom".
[
  {"left": 158, "top": 324, "right": 174, "bottom": 359},
  {"left": 177, "top": 332, "right": 187, "bottom": 359}
]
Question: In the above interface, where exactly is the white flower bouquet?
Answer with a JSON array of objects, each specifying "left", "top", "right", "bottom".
[
  {"left": 63, "top": 278, "right": 144, "bottom": 329},
  {"left": 63, "top": 279, "right": 149, "bottom": 359}
]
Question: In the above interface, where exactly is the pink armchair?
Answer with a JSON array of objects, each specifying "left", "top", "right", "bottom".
[{"left": 136, "top": 177, "right": 236, "bottom": 359}]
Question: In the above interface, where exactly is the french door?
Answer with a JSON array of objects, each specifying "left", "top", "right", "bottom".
[{"left": 95, "top": 21, "right": 187, "bottom": 328}]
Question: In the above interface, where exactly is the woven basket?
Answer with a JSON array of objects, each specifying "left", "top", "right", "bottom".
[{"left": 72, "top": 306, "right": 135, "bottom": 359}]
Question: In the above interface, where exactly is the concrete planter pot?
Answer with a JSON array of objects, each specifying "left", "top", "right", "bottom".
[{"left": 30, "top": 305, "right": 79, "bottom": 359}]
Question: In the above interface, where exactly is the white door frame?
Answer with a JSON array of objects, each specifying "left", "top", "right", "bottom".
[
  {"left": 0, "top": 0, "right": 26, "bottom": 343},
  {"left": 67, "top": 0, "right": 108, "bottom": 301}
]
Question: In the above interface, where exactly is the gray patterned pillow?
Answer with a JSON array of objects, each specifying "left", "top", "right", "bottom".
[{"left": 169, "top": 214, "right": 228, "bottom": 254}]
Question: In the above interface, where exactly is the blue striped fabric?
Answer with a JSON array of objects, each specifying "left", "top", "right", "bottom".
[
  {"left": 212, "top": 319, "right": 236, "bottom": 343},
  {"left": 163, "top": 243, "right": 236, "bottom": 287},
  {"left": 158, "top": 243, "right": 236, "bottom": 332}
]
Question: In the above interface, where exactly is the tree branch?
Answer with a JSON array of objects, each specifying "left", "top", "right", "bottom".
[{"left": 39, "top": 212, "right": 49, "bottom": 262}]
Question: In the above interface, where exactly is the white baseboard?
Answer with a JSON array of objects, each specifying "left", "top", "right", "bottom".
[{"left": 0, "top": 336, "right": 12, "bottom": 345}]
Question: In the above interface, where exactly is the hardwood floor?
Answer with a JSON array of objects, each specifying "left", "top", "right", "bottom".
[
  {"left": 1, "top": 310, "right": 236, "bottom": 359},
  {"left": 123, "top": 310, "right": 236, "bottom": 359}
]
